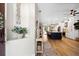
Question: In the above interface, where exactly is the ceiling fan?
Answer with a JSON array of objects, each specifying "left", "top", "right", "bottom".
[{"left": 70, "top": 9, "right": 79, "bottom": 16}]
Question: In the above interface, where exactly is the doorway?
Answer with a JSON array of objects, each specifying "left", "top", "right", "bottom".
[{"left": 0, "top": 3, "right": 5, "bottom": 56}]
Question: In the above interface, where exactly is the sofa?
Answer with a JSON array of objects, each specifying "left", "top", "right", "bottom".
[{"left": 47, "top": 32, "right": 62, "bottom": 39}]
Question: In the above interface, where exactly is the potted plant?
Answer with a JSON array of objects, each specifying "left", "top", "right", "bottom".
[
  {"left": 12, "top": 26, "right": 27, "bottom": 38},
  {"left": 74, "top": 20, "right": 79, "bottom": 39}
]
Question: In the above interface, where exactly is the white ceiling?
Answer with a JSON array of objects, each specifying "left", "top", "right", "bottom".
[{"left": 37, "top": 3, "right": 79, "bottom": 25}]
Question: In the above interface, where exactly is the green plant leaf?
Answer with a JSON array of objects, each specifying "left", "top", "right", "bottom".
[{"left": 12, "top": 26, "right": 27, "bottom": 34}]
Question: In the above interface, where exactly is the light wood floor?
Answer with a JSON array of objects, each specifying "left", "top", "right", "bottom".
[{"left": 48, "top": 37, "right": 79, "bottom": 56}]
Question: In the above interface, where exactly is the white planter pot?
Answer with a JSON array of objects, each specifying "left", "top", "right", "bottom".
[
  {"left": 12, "top": 32, "right": 27, "bottom": 39},
  {"left": 12, "top": 32, "right": 23, "bottom": 39},
  {"left": 17, "top": 34, "right": 23, "bottom": 39}
]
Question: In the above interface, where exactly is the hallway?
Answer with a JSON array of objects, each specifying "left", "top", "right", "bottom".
[{"left": 43, "top": 36, "right": 79, "bottom": 56}]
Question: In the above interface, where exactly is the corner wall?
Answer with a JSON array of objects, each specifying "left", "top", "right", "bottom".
[{"left": 6, "top": 3, "right": 35, "bottom": 56}]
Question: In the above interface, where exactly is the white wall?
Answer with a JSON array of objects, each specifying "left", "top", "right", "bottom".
[
  {"left": 6, "top": 3, "right": 35, "bottom": 56},
  {"left": 66, "top": 16, "right": 79, "bottom": 40},
  {"left": 7, "top": 3, "right": 17, "bottom": 40},
  {"left": 53, "top": 16, "right": 79, "bottom": 40},
  {"left": 6, "top": 38, "right": 35, "bottom": 56},
  {"left": 20, "top": 4, "right": 29, "bottom": 27},
  {"left": 5, "top": 3, "right": 7, "bottom": 41}
]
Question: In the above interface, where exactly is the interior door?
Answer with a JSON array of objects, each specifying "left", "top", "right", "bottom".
[{"left": 0, "top": 3, "right": 5, "bottom": 56}]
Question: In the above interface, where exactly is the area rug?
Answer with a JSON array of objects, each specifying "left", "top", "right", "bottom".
[{"left": 43, "top": 41, "right": 57, "bottom": 56}]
